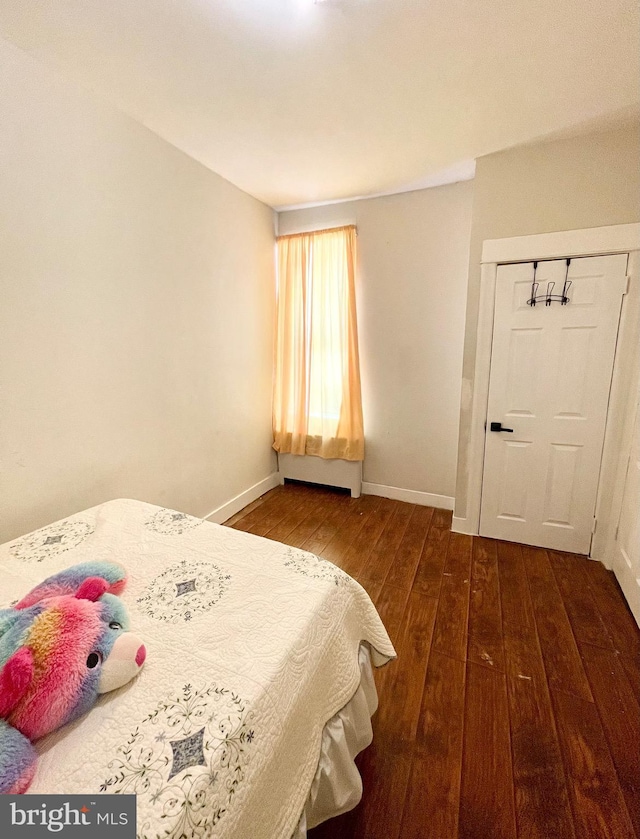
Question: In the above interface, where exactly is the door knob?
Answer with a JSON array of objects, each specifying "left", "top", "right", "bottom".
[{"left": 490, "top": 422, "right": 514, "bottom": 432}]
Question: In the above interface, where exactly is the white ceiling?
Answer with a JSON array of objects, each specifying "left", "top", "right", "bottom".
[{"left": 1, "top": 1, "right": 638, "bottom": 209}]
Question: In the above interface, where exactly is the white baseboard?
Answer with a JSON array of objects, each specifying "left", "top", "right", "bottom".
[
  {"left": 451, "top": 515, "right": 477, "bottom": 535},
  {"left": 204, "top": 472, "right": 280, "bottom": 524},
  {"left": 361, "top": 482, "right": 454, "bottom": 511},
  {"left": 588, "top": 543, "right": 613, "bottom": 570}
]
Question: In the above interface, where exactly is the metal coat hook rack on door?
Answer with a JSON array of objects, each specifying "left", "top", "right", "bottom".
[{"left": 527, "top": 258, "right": 572, "bottom": 306}]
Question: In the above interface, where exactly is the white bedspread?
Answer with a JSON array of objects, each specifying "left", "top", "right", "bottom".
[{"left": 0, "top": 499, "right": 396, "bottom": 839}]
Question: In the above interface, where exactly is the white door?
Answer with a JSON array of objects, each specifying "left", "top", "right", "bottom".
[
  {"left": 480, "top": 254, "right": 628, "bottom": 553},
  {"left": 611, "top": 385, "right": 640, "bottom": 626}
]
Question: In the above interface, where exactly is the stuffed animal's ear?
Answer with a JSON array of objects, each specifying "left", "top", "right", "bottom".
[
  {"left": 15, "top": 561, "right": 127, "bottom": 610},
  {"left": 75, "top": 577, "right": 109, "bottom": 602},
  {"left": 0, "top": 647, "right": 34, "bottom": 718}
]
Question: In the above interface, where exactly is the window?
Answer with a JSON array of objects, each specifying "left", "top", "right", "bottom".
[{"left": 273, "top": 225, "right": 364, "bottom": 461}]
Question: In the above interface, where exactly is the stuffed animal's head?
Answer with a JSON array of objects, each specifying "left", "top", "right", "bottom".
[{"left": 0, "top": 562, "right": 145, "bottom": 742}]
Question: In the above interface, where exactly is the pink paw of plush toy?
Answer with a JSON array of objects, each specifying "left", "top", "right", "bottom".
[{"left": 0, "top": 561, "right": 146, "bottom": 793}]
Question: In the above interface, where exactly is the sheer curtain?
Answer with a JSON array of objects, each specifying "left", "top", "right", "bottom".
[{"left": 273, "top": 225, "right": 364, "bottom": 461}]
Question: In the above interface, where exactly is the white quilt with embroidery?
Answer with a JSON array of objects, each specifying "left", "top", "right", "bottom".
[{"left": 0, "top": 499, "right": 396, "bottom": 839}]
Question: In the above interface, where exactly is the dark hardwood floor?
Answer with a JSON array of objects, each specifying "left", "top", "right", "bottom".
[{"left": 224, "top": 482, "right": 640, "bottom": 839}]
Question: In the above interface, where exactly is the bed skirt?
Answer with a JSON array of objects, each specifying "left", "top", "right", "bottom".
[{"left": 294, "top": 643, "right": 377, "bottom": 836}]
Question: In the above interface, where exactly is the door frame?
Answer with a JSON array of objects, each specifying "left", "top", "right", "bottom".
[{"left": 454, "top": 222, "right": 640, "bottom": 564}]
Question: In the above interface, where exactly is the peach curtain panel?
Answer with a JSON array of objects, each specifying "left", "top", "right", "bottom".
[{"left": 273, "top": 225, "right": 364, "bottom": 461}]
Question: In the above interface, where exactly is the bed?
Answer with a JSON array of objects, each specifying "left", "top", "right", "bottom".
[{"left": 0, "top": 499, "right": 396, "bottom": 838}]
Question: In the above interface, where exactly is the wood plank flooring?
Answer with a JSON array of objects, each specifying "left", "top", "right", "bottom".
[{"left": 224, "top": 483, "right": 640, "bottom": 839}]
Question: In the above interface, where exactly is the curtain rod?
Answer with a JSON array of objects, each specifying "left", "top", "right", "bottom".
[{"left": 276, "top": 224, "right": 357, "bottom": 241}]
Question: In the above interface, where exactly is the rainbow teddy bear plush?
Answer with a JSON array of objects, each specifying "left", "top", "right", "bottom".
[{"left": 0, "top": 561, "right": 146, "bottom": 793}]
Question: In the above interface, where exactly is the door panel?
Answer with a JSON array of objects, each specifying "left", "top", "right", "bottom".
[
  {"left": 505, "top": 328, "right": 541, "bottom": 412},
  {"left": 543, "top": 443, "right": 581, "bottom": 527},
  {"left": 480, "top": 254, "right": 627, "bottom": 553},
  {"left": 554, "top": 325, "right": 594, "bottom": 417},
  {"left": 497, "top": 439, "right": 532, "bottom": 520}
]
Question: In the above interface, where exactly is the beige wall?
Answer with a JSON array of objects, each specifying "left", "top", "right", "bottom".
[
  {"left": 0, "top": 38, "right": 276, "bottom": 542},
  {"left": 455, "top": 122, "right": 640, "bottom": 518},
  {"left": 279, "top": 181, "right": 474, "bottom": 500}
]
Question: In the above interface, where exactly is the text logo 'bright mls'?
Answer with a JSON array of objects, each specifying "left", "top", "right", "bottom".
[{"left": 1, "top": 796, "right": 135, "bottom": 837}]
